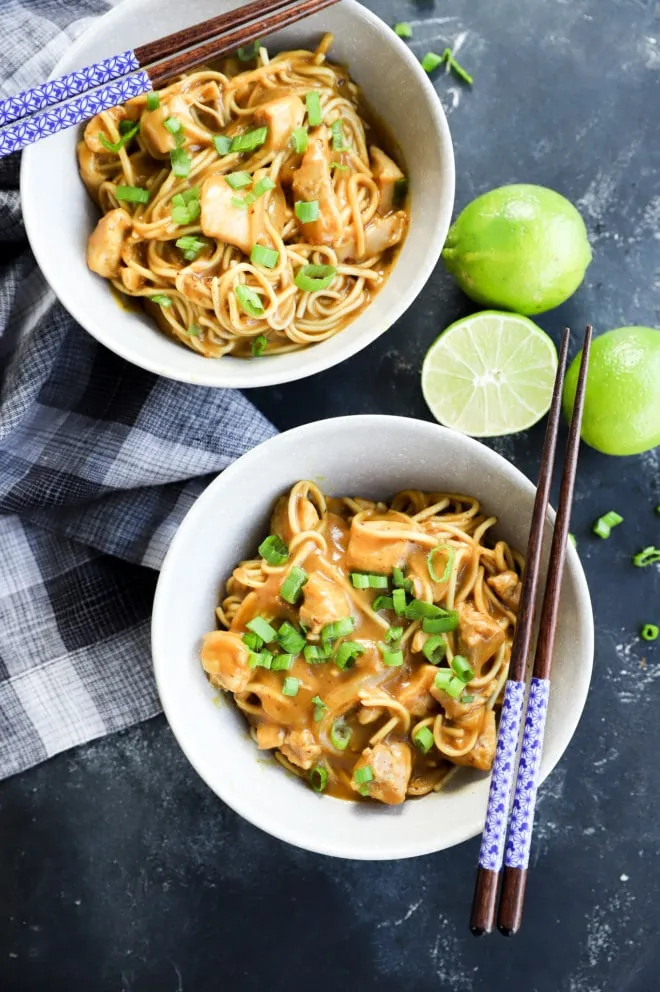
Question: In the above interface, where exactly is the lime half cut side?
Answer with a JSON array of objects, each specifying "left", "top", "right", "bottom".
[{"left": 421, "top": 311, "right": 558, "bottom": 437}]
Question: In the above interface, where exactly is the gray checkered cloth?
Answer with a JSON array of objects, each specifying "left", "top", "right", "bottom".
[{"left": 0, "top": 0, "right": 276, "bottom": 778}]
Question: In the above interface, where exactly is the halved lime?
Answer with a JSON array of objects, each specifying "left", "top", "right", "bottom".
[{"left": 421, "top": 311, "right": 558, "bottom": 437}]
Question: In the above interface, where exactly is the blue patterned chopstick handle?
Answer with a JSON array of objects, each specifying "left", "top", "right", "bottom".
[
  {"left": 504, "top": 677, "right": 550, "bottom": 869},
  {"left": 478, "top": 679, "right": 526, "bottom": 871},
  {"left": 0, "top": 50, "right": 140, "bottom": 127},
  {"left": 0, "top": 71, "right": 151, "bottom": 158}
]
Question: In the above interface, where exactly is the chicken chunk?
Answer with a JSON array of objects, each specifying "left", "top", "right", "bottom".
[
  {"left": 120, "top": 267, "right": 144, "bottom": 293},
  {"left": 394, "top": 664, "right": 437, "bottom": 718},
  {"left": 86, "top": 208, "right": 132, "bottom": 279},
  {"left": 139, "top": 105, "right": 176, "bottom": 158},
  {"left": 453, "top": 710, "right": 497, "bottom": 771},
  {"left": 292, "top": 126, "right": 342, "bottom": 245},
  {"left": 77, "top": 142, "right": 104, "bottom": 202},
  {"left": 298, "top": 571, "right": 351, "bottom": 633},
  {"left": 345, "top": 513, "right": 409, "bottom": 574},
  {"left": 255, "top": 723, "right": 285, "bottom": 750},
  {"left": 457, "top": 603, "right": 505, "bottom": 674},
  {"left": 201, "top": 630, "right": 252, "bottom": 693},
  {"left": 335, "top": 211, "right": 407, "bottom": 263},
  {"left": 254, "top": 93, "right": 305, "bottom": 153},
  {"left": 280, "top": 728, "right": 322, "bottom": 770},
  {"left": 370, "top": 146, "right": 405, "bottom": 215},
  {"left": 487, "top": 570, "right": 522, "bottom": 610},
  {"left": 200, "top": 169, "right": 285, "bottom": 255},
  {"left": 351, "top": 741, "right": 412, "bottom": 805}
]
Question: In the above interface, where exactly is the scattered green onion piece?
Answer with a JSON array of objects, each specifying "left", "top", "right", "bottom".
[
  {"left": 294, "top": 200, "right": 320, "bottom": 224},
  {"left": 413, "top": 726, "right": 434, "bottom": 754},
  {"left": 350, "top": 573, "right": 370, "bottom": 589},
  {"left": 593, "top": 511, "right": 623, "bottom": 539},
  {"left": 433, "top": 670, "right": 464, "bottom": 699},
  {"left": 443, "top": 47, "right": 474, "bottom": 85},
  {"left": 98, "top": 121, "right": 139, "bottom": 153},
  {"left": 321, "top": 617, "right": 356, "bottom": 644},
  {"left": 394, "top": 22, "right": 413, "bottom": 38},
  {"left": 380, "top": 645, "right": 404, "bottom": 667},
  {"left": 146, "top": 91, "right": 160, "bottom": 111},
  {"left": 451, "top": 654, "right": 474, "bottom": 683},
  {"left": 310, "top": 764, "right": 328, "bottom": 792},
  {"left": 421, "top": 611, "right": 459, "bottom": 633},
  {"left": 187, "top": 324, "right": 202, "bottom": 337},
  {"left": 330, "top": 719, "right": 352, "bottom": 750},
  {"left": 282, "top": 676, "right": 300, "bottom": 697},
  {"left": 250, "top": 244, "right": 279, "bottom": 268},
  {"left": 248, "top": 650, "right": 273, "bottom": 669},
  {"left": 305, "top": 91, "right": 322, "bottom": 126},
  {"left": 121, "top": 120, "right": 139, "bottom": 137},
  {"left": 251, "top": 334, "right": 268, "bottom": 356},
  {"left": 148, "top": 294, "right": 172, "bottom": 307},
  {"left": 175, "top": 235, "right": 207, "bottom": 261},
  {"left": 334, "top": 641, "right": 365, "bottom": 670},
  {"left": 291, "top": 126, "right": 309, "bottom": 153},
  {"left": 242, "top": 631, "right": 263, "bottom": 651},
  {"left": 405, "top": 599, "right": 443, "bottom": 620},
  {"left": 421, "top": 51, "right": 444, "bottom": 73},
  {"left": 330, "top": 118, "right": 345, "bottom": 151},
  {"left": 230, "top": 126, "right": 268, "bottom": 153},
  {"left": 164, "top": 116, "right": 183, "bottom": 137},
  {"left": 656, "top": 505, "right": 660, "bottom": 515},
  {"left": 231, "top": 196, "right": 249, "bottom": 211},
  {"left": 427, "top": 544, "right": 456, "bottom": 583},
  {"left": 271, "top": 653, "right": 294, "bottom": 671},
  {"left": 386, "top": 626, "right": 403, "bottom": 643},
  {"left": 311, "top": 695, "right": 328, "bottom": 722},
  {"left": 392, "top": 177, "right": 409, "bottom": 208},
  {"left": 294, "top": 263, "right": 337, "bottom": 293},
  {"left": 225, "top": 171, "right": 252, "bottom": 189},
  {"left": 633, "top": 546, "right": 660, "bottom": 567},
  {"left": 182, "top": 187, "right": 200, "bottom": 204},
  {"left": 372, "top": 595, "right": 394, "bottom": 612},
  {"left": 115, "top": 184, "right": 150, "bottom": 204},
  {"left": 170, "top": 147, "right": 191, "bottom": 178},
  {"left": 258, "top": 533, "right": 289, "bottom": 566},
  {"left": 392, "top": 567, "right": 407, "bottom": 588},
  {"left": 422, "top": 635, "right": 446, "bottom": 665},
  {"left": 277, "top": 621, "right": 306, "bottom": 655},
  {"left": 246, "top": 616, "right": 278, "bottom": 643},
  {"left": 237, "top": 39, "right": 261, "bottom": 62},
  {"left": 213, "top": 135, "right": 232, "bottom": 156},
  {"left": 281, "top": 566, "right": 308, "bottom": 603},
  {"left": 303, "top": 644, "right": 331, "bottom": 664},
  {"left": 235, "top": 284, "right": 265, "bottom": 318},
  {"left": 331, "top": 161, "right": 349, "bottom": 171},
  {"left": 354, "top": 765, "right": 373, "bottom": 795},
  {"left": 460, "top": 694, "right": 475, "bottom": 704},
  {"left": 569, "top": 533, "right": 577, "bottom": 548},
  {"left": 641, "top": 624, "right": 659, "bottom": 642},
  {"left": 249, "top": 177, "right": 276, "bottom": 203},
  {"left": 392, "top": 588, "right": 407, "bottom": 615}
]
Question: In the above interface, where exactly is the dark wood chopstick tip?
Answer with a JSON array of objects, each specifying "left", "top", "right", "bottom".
[
  {"left": 469, "top": 868, "right": 499, "bottom": 937},
  {"left": 497, "top": 924, "right": 516, "bottom": 937}
]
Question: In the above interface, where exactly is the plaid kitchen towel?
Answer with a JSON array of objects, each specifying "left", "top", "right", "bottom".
[{"left": 0, "top": 0, "right": 277, "bottom": 778}]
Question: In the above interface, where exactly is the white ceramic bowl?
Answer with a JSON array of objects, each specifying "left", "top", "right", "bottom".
[
  {"left": 152, "top": 416, "right": 594, "bottom": 860},
  {"left": 20, "top": 0, "right": 454, "bottom": 389}
]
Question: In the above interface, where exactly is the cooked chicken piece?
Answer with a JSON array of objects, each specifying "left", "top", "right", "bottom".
[
  {"left": 256, "top": 723, "right": 285, "bottom": 750},
  {"left": 77, "top": 142, "right": 104, "bottom": 202},
  {"left": 270, "top": 493, "right": 320, "bottom": 544},
  {"left": 357, "top": 706, "right": 383, "bottom": 725},
  {"left": 120, "top": 267, "right": 144, "bottom": 293},
  {"left": 86, "top": 209, "right": 132, "bottom": 279},
  {"left": 280, "top": 728, "right": 322, "bottom": 770},
  {"left": 335, "top": 211, "right": 407, "bottom": 263},
  {"left": 345, "top": 514, "right": 409, "bottom": 574},
  {"left": 429, "top": 684, "right": 488, "bottom": 731},
  {"left": 370, "top": 146, "right": 405, "bottom": 215},
  {"left": 453, "top": 710, "right": 497, "bottom": 771},
  {"left": 394, "top": 665, "right": 437, "bottom": 717},
  {"left": 487, "top": 570, "right": 522, "bottom": 610},
  {"left": 351, "top": 741, "right": 412, "bottom": 805},
  {"left": 139, "top": 105, "right": 175, "bottom": 158},
  {"left": 201, "top": 630, "right": 252, "bottom": 693},
  {"left": 200, "top": 169, "right": 285, "bottom": 255},
  {"left": 254, "top": 93, "right": 305, "bottom": 153},
  {"left": 292, "top": 126, "right": 342, "bottom": 244},
  {"left": 168, "top": 94, "right": 214, "bottom": 147},
  {"left": 298, "top": 571, "right": 351, "bottom": 633},
  {"left": 457, "top": 603, "right": 505, "bottom": 674}
]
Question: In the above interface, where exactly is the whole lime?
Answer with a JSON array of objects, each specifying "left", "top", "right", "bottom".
[
  {"left": 442, "top": 184, "right": 592, "bottom": 315},
  {"left": 563, "top": 326, "right": 660, "bottom": 455}
]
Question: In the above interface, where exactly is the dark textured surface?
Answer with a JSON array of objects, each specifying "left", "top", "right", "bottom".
[{"left": 2, "top": 1, "right": 660, "bottom": 989}]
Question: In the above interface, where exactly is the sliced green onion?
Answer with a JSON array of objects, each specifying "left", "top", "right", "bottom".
[
  {"left": 310, "top": 764, "right": 328, "bottom": 792},
  {"left": 334, "top": 641, "right": 365, "bottom": 670},
  {"left": 251, "top": 334, "right": 268, "bottom": 356},
  {"left": 421, "top": 51, "right": 444, "bottom": 73},
  {"left": 305, "top": 91, "right": 322, "bottom": 126},
  {"left": 422, "top": 635, "right": 446, "bottom": 665},
  {"left": 246, "top": 616, "right": 278, "bottom": 643},
  {"left": 281, "top": 566, "right": 308, "bottom": 604},
  {"left": 311, "top": 695, "right": 328, "bottom": 722},
  {"left": 258, "top": 534, "right": 289, "bottom": 565},
  {"left": 248, "top": 176, "right": 276, "bottom": 202},
  {"left": 235, "top": 284, "right": 265, "bottom": 318},
  {"left": 593, "top": 511, "right": 623, "bottom": 539},
  {"left": 120, "top": 120, "right": 139, "bottom": 137},
  {"left": 225, "top": 171, "right": 252, "bottom": 189},
  {"left": 460, "top": 694, "right": 475, "bottom": 704},
  {"left": 164, "top": 116, "right": 183, "bottom": 137},
  {"left": 394, "top": 22, "right": 413, "bottom": 38},
  {"left": 237, "top": 39, "right": 261, "bottom": 62},
  {"left": 115, "top": 184, "right": 150, "bottom": 204},
  {"left": 413, "top": 726, "right": 434, "bottom": 754},
  {"left": 294, "top": 200, "right": 320, "bottom": 224},
  {"left": 427, "top": 544, "right": 456, "bottom": 583},
  {"left": 303, "top": 644, "right": 331, "bottom": 664},
  {"left": 242, "top": 631, "right": 263, "bottom": 651},
  {"left": 386, "top": 626, "right": 403, "bottom": 643},
  {"left": 213, "top": 135, "right": 232, "bottom": 156},
  {"left": 175, "top": 235, "right": 207, "bottom": 261},
  {"left": 633, "top": 546, "right": 660, "bottom": 567},
  {"left": 443, "top": 48, "right": 474, "bottom": 85},
  {"left": 392, "top": 588, "right": 407, "bottom": 615},
  {"left": 569, "top": 533, "right": 577, "bottom": 548},
  {"left": 294, "top": 263, "right": 337, "bottom": 293},
  {"left": 350, "top": 572, "right": 387, "bottom": 589},
  {"left": 291, "top": 126, "right": 309, "bottom": 153},
  {"left": 392, "top": 566, "right": 406, "bottom": 588},
  {"left": 230, "top": 127, "right": 268, "bottom": 153},
  {"left": 421, "top": 611, "right": 459, "bottom": 633},
  {"left": 330, "top": 118, "right": 345, "bottom": 151},
  {"left": 146, "top": 91, "right": 160, "bottom": 110},
  {"left": 405, "top": 599, "right": 443, "bottom": 620},
  {"left": 170, "top": 147, "right": 191, "bottom": 178},
  {"left": 277, "top": 621, "right": 306, "bottom": 655},
  {"left": 372, "top": 595, "right": 394, "bottom": 612},
  {"left": 250, "top": 244, "right": 279, "bottom": 268},
  {"left": 98, "top": 121, "right": 139, "bottom": 153},
  {"left": 248, "top": 650, "right": 273, "bottom": 669},
  {"left": 393, "top": 177, "right": 409, "bottom": 208},
  {"left": 321, "top": 617, "right": 355, "bottom": 644},
  {"left": 148, "top": 294, "right": 172, "bottom": 307},
  {"left": 281, "top": 676, "right": 300, "bottom": 697},
  {"left": 641, "top": 624, "right": 659, "bottom": 642},
  {"left": 354, "top": 765, "right": 373, "bottom": 796},
  {"left": 451, "top": 654, "right": 474, "bottom": 683},
  {"left": 433, "top": 669, "right": 463, "bottom": 699},
  {"left": 171, "top": 190, "right": 200, "bottom": 225},
  {"left": 187, "top": 324, "right": 202, "bottom": 337},
  {"left": 331, "top": 161, "right": 349, "bottom": 171},
  {"left": 271, "top": 653, "right": 294, "bottom": 671},
  {"left": 330, "top": 719, "right": 352, "bottom": 750},
  {"left": 656, "top": 505, "right": 660, "bottom": 515},
  {"left": 380, "top": 645, "right": 404, "bottom": 667}
]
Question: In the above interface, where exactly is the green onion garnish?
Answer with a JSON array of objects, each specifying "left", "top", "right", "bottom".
[
  {"left": 120, "top": 120, "right": 139, "bottom": 137},
  {"left": 164, "top": 116, "right": 183, "bottom": 138},
  {"left": 291, "top": 126, "right": 309, "bottom": 153},
  {"left": 175, "top": 235, "right": 207, "bottom": 261},
  {"left": 277, "top": 621, "right": 306, "bottom": 655},
  {"left": 460, "top": 694, "right": 475, "bottom": 704},
  {"left": 380, "top": 645, "right": 404, "bottom": 667},
  {"left": 303, "top": 644, "right": 331, "bottom": 664},
  {"left": 330, "top": 118, "right": 345, "bottom": 151},
  {"left": 242, "top": 631, "right": 263, "bottom": 651},
  {"left": 392, "top": 567, "right": 406, "bottom": 588},
  {"left": 187, "top": 324, "right": 201, "bottom": 337},
  {"left": 421, "top": 51, "right": 444, "bottom": 73},
  {"left": 569, "top": 533, "right": 577, "bottom": 548},
  {"left": 334, "top": 641, "right": 365, "bottom": 670},
  {"left": 258, "top": 534, "right": 289, "bottom": 565},
  {"left": 231, "top": 196, "right": 249, "bottom": 211},
  {"left": 311, "top": 695, "right": 328, "bottom": 722},
  {"left": 246, "top": 616, "right": 278, "bottom": 643},
  {"left": 305, "top": 91, "right": 322, "bottom": 126},
  {"left": 633, "top": 546, "right": 660, "bottom": 567},
  {"left": 98, "top": 121, "right": 139, "bottom": 153},
  {"left": 230, "top": 127, "right": 268, "bottom": 153},
  {"left": 422, "top": 635, "right": 446, "bottom": 665},
  {"left": 451, "top": 654, "right": 474, "bottom": 683},
  {"left": 372, "top": 595, "right": 394, "bottom": 612},
  {"left": 271, "top": 653, "right": 294, "bottom": 671},
  {"left": 350, "top": 572, "right": 388, "bottom": 589},
  {"left": 281, "top": 676, "right": 300, "bottom": 697},
  {"left": 392, "top": 177, "right": 408, "bottom": 208},
  {"left": 237, "top": 39, "right": 261, "bottom": 62},
  {"left": 250, "top": 244, "right": 279, "bottom": 269},
  {"left": 146, "top": 91, "right": 160, "bottom": 111},
  {"left": 235, "top": 284, "right": 265, "bottom": 318},
  {"left": 354, "top": 765, "right": 373, "bottom": 796},
  {"left": 392, "top": 588, "right": 407, "bottom": 615},
  {"left": 294, "top": 200, "right": 320, "bottom": 224},
  {"left": 393, "top": 22, "right": 413, "bottom": 38},
  {"left": 321, "top": 617, "right": 356, "bottom": 644},
  {"left": 422, "top": 612, "right": 459, "bottom": 633},
  {"left": 442, "top": 47, "right": 474, "bottom": 85},
  {"left": 593, "top": 511, "right": 623, "bottom": 539},
  {"left": 405, "top": 599, "right": 444, "bottom": 620},
  {"left": 434, "top": 669, "right": 463, "bottom": 699},
  {"left": 330, "top": 719, "right": 352, "bottom": 750},
  {"left": 386, "top": 626, "right": 403, "bottom": 643},
  {"left": 213, "top": 135, "right": 232, "bottom": 156},
  {"left": 656, "top": 505, "right": 660, "bottom": 515},
  {"left": 248, "top": 650, "right": 273, "bottom": 669},
  {"left": 413, "top": 726, "right": 434, "bottom": 754},
  {"left": 331, "top": 161, "right": 349, "bottom": 171},
  {"left": 251, "top": 334, "right": 268, "bottom": 356},
  {"left": 280, "top": 565, "right": 308, "bottom": 606},
  {"left": 427, "top": 544, "right": 456, "bottom": 583},
  {"left": 115, "top": 184, "right": 150, "bottom": 204},
  {"left": 248, "top": 176, "right": 276, "bottom": 203},
  {"left": 310, "top": 764, "right": 328, "bottom": 792},
  {"left": 225, "top": 171, "right": 252, "bottom": 189},
  {"left": 170, "top": 147, "right": 191, "bottom": 178},
  {"left": 641, "top": 624, "right": 659, "bottom": 642},
  {"left": 170, "top": 189, "right": 200, "bottom": 225},
  {"left": 280, "top": 566, "right": 308, "bottom": 604},
  {"left": 294, "top": 263, "right": 337, "bottom": 292},
  {"left": 149, "top": 294, "right": 172, "bottom": 307}
]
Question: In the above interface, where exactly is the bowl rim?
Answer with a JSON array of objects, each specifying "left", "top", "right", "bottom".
[
  {"left": 20, "top": 0, "right": 456, "bottom": 390},
  {"left": 152, "top": 414, "right": 595, "bottom": 859}
]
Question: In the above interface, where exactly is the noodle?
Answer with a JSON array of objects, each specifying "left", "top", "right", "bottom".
[
  {"left": 78, "top": 34, "right": 409, "bottom": 359},
  {"left": 200, "top": 482, "right": 524, "bottom": 805}
]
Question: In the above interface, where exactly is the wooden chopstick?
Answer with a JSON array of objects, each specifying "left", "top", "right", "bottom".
[
  {"left": 496, "top": 325, "right": 592, "bottom": 936},
  {"left": 469, "top": 327, "right": 571, "bottom": 937}
]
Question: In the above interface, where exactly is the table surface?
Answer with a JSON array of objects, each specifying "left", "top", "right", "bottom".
[{"left": 2, "top": 1, "right": 660, "bottom": 989}]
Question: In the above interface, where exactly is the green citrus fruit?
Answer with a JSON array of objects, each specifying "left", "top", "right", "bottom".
[
  {"left": 563, "top": 326, "right": 660, "bottom": 455},
  {"left": 442, "top": 184, "right": 592, "bottom": 315}
]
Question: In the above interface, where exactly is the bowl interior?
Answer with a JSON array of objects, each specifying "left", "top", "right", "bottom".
[
  {"left": 20, "top": 0, "right": 454, "bottom": 389},
  {"left": 152, "top": 416, "right": 594, "bottom": 860}
]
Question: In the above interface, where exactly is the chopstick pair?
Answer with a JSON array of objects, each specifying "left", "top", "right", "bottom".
[
  {"left": 470, "top": 325, "right": 592, "bottom": 937},
  {"left": 0, "top": 0, "right": 338, "bottom": 158}
]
